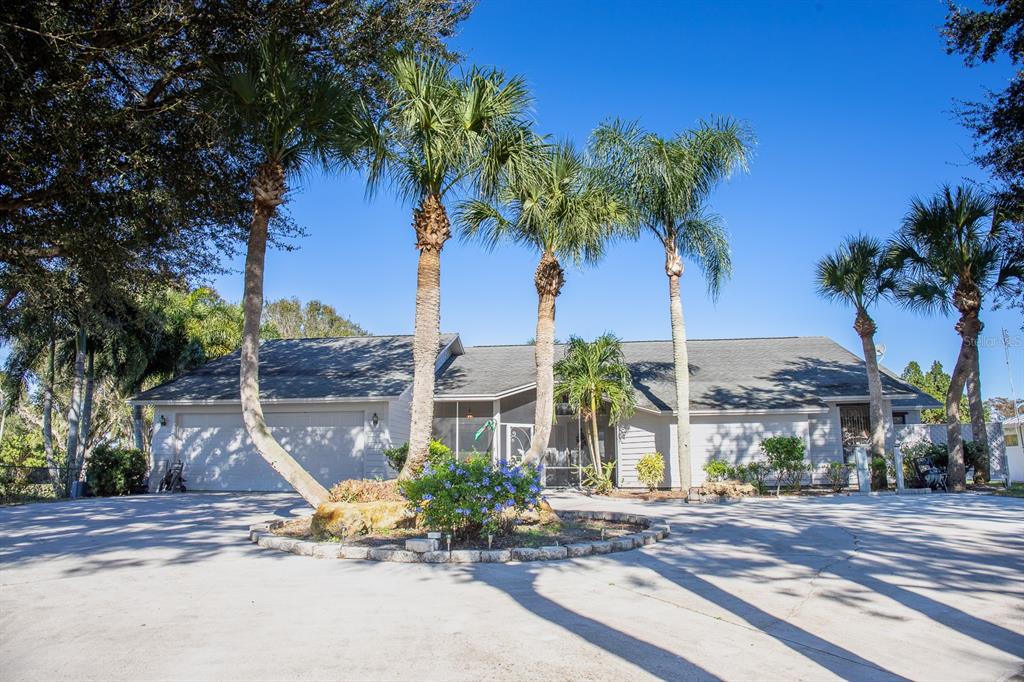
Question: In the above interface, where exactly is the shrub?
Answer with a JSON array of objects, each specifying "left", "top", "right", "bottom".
[
  {"left": 761, "top": 436, "right": 808, "bottom": 495},
  {"left": 734, "top": 461, "right": 771, "bottom": 495},
  {"left": 822, "top": 461, "right": 851, "bottom": 493},
  {"left": 399, "top": 456, "right": 540, "bottom": 539},
  {"left": 85, "top": 445, "right": 148, "bottom": 496},
  {"left": 636, "top": 452, "right": 665, "bottom": 491},
  {"left": 582, "top": 461, "right": 616, "bottom": 495},
  {"left": 871, "top": 455, "right": 889, "bottom": 490},
  {"left": 703, "top": 458, "right": 733, "bottom": 482},
  {"left": 328, "top": 478, "right": 403, "bottom": 503},
  {"left": 383, "top": 439, "right": 453, "bottom": 473}
]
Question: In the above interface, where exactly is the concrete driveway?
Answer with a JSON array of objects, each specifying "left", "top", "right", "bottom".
[{"left": 1, "top": 492, "right": 1022, "bottom": 681}]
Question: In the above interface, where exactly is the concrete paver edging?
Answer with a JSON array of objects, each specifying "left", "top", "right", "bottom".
[{"left": 248, "top": 509, "right": 668, "bottom": 563}]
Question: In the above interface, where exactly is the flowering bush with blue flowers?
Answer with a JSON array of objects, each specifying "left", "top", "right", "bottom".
[{"left": 399, "top": 455, "right": 542, "bottom": 538}]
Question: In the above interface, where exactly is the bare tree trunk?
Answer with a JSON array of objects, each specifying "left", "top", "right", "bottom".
[
  {"left": 64, "top": 328, "right": 86, "bottom": 496},
  {"left": 666, "top": 239, "right": 692, "bottom": 492},
  {"left": 946, "top": 335, "right": 976, "bottom": 492},
  {"left": 240, "top": 162, "right": 329, "bottom": 507},
  {"left": 400, "top": 194, "right": 449, "bottom": 479},
  {"left": 525, "top": 251, "right": 564, "bottom": 467},
  {"left": 965, "top": 334, "right": 990, "bottom": 482},
  {"left": 855, "top": 311, "right": 887, "bottom": 463},
  {"left": 132, "top": 404, "right": 146, "bottom": 452},
  {"left": 41, "top": 338, "right": 62, "bottom": 496},
  {"left": 75, "top": 345, "right": 95, "bottom": 484}
]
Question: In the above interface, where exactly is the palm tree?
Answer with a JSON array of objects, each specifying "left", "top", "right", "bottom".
[
  {"left": 554, "top": 334, "right": 637, "bottom": 484},
  {"left": 209, "top": 37, "right": 365, "bottom": 506},
  {"left": 891, "top": 185, "right": 1023, "bottom": 489},
  {"left": 590, "top": 118, "right": 752, "bottom": 492},
  {"left": 816, "top": 235, "right": 898, "bottom": 471},
  {"left": 458, "top": 143, "right": 630, "bottom": 466},
  {"left": 364, "top": 55, "right": 532, "bottom": 478}
]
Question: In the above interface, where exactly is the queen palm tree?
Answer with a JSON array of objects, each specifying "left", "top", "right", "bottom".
[
  {"left": 554, "top": 334, "right": 636, "bottom": 483},
  {"left": 590, "top": 118, "right": 752, "bottom": 492},
  {"left": 816, "top": 235, "right": 898, "bottom": 470},
  {"left": 891, "top": 185, "right": 1023, "bottom": 489},
  {"left": 209, "top": 37, "right": 366, "bottom": 506},
  {"left": 458, "top": 143, "right": 630, "bottom": 466},
  {"left": 364, "top": 55, "right": 532, "bottom": 478}
]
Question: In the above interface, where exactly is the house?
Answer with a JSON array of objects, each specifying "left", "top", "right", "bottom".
[
  {"left": 131, "top": 334, "right": 941, "bottom": 491},
  {"left": 1001, "top": 414, "right": 1023, "bottom": 482}
]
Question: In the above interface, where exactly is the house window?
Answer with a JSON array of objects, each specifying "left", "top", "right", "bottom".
[
  {"left": 892, "top": 412, "right": 907, "bottom": 425},
  {"left": 1007, "top": 432, "right": 1020, "bottom": 447}
]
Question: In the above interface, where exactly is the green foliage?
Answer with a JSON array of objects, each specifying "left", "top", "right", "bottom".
[
  {"left": 262, "top": 298, "right": 367, "bottom": 339},
  {"left": 822, "top": 462, "right": 852, "bottom": 493},
  {"left": 734, "top": 462, "right": 771, "bottom": 495},
  {"left": 581, "top": 461, "right": 616, "bottom": 495},
  {"left": 384, "top": 440, "right": 451, "bottom": 473},
  {"left": 815, "top": 234, "right": 897, "bottom": 312},
  {"left": 901, "top": 360, "right": 976, "bottom": 423},
  {"left": 85, "top": 445, "right": 148, "bottom": 496},
  {"left": 871, "top": 455, "right": 889, "bottom": 490},
  {"left": 761, "top": 436, "right": 808, "bottom": 494},
  {"left": 636, "top": 452, "right": 665, "bottom": 491},
  {"left": 0, "top": 424, "right": 46, "bottom": 469},
  {"left": 703, "top": 458, "right": 733, "bottom": 482},
  {"left": 399, "top": 457, "right": 541, "bottom": 539}
]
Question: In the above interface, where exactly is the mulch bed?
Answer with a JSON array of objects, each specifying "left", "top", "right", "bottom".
[{"left": 272, "top": 515, "right": 639, "bottom": 550}]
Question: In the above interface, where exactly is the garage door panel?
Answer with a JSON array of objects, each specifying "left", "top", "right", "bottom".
[
  {"left": 175, "top": 410, "right": 364, "bottom": 491},
  {"left": 690, "top": 416, "right": 808, "bottom": 484}
]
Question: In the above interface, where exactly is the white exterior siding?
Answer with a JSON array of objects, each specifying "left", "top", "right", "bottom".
[
  {"left": 809, "top": 405, "right": 843, "bottom": 482},
  {"left": 689, "top": 413, "right": 811, "bottom": 486},
  {"left": 616, "top": 412, "right": 671, "bottom": 488}
]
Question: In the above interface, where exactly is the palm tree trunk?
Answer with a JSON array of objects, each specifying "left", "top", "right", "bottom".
[
  {"left": 132, "top": 404, "right": 146, "bottom": 452},
  {"left": 525, "top": 251, "right": 564, "bottom": 467},
  {"left": 64, "top": 327, "right": 86, "bottom": 496},
  {"left": 400, "top": 194, "right": 450, "bottom": 480},
  {"left": 945, "top": 314, "right": 980, "bottom": 491},
  {"left": 42, "top": 337, "right": 60, "bottom": 494},
  {"left": 240, "top": 161, "right": 329, "bottom": 507},
  {"left": 589, "top": 395, "right": 603, "bottom": 478},
  {"left": 666, "top": 240, "right": 692, "bottom": 492},
  {"left": 75, "top": 345, "right": 95, "bottom": 484},
  {"left": 965, "top": 334, "right": 990, "bottom": 482},
  {"left": 855, "top": 311, "right": 887, "bottom": 465}
]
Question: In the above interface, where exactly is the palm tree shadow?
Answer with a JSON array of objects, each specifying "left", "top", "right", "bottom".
[{"left": 469, "top": 562, "right": 718, "bottom": 680}]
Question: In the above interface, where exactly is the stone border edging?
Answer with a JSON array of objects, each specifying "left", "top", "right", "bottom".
[{"left": 247, "top": 509, "right": 668, "bottom": 563}]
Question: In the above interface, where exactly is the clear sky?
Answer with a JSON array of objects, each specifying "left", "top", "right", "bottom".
[{"left": 209, "top": 0, "right": 1024, "bottom": 401}]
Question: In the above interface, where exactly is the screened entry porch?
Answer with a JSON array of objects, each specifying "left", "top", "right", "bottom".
[{"left": 431, "top": 393, "right": 617, "bottom": 488}]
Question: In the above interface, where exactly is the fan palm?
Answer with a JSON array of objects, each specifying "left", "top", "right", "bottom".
[
  {"left": 364, "top": 55, "right": 533, "bottom": 478},
  {"left": 816, "top": 235, "right": 898, "bottom": 467},
  {"left": 890, "top": 184, "right": 1023, "bottom": 489},
  {"left": 208, "top": 36, "right": 366, "bottom": 506},
  {"left": 590, "top": 118, "right": 752, "bottom": 492},
  {"left": 458, "top": 142, "right": 630, "bottom": 465},
  {"left": 554, "top": 334, "right": 636, "bottom": 481}
]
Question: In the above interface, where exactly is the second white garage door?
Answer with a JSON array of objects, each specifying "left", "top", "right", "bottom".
[
  {"left": 690, "top": 415, "right": 810, "bottom": 485},
  {"left": 176, "top": 410, "right": 365, "bottom": 491}
]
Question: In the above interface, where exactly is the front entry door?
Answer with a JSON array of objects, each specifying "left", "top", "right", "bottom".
[{"left": 502, "top": 424, "right": 533, "bottom": 466}]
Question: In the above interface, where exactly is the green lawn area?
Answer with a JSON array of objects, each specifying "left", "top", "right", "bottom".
[{"left": 992, "top": 483, "right": 1024, "bottom": 499}]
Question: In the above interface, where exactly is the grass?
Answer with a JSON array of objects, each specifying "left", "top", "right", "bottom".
[{"left": 992, "top": 483, "right": 1024, "bottom": 498}]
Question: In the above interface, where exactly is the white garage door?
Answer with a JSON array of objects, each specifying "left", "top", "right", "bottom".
[
  {"left": 176, "top": 410, "right": 364, "bottom": 491},
  {"left": 690, "top": 415, "right": 809, "bottom": 485}
]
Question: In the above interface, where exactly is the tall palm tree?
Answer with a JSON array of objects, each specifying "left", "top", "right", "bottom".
[
  {"left": 364, "top": 55, "right": 532, "bottom": 478},
  {"left": 590, "top": 118, "right": 752, "bottom": 492},
  {"left": 816, "top": 235, "right": 898, "bottom": 469},
  {"left": 458, "top": 143, "right": 630, "bottom": 466},
  {"left": 209, "top": 37, "right": 365, "bottom": 506},
  {"left": 891, "top": 185, "right": 1023, "bottom": 489},
  {"left": 554, "top": 334, "right": 637, "bottom": 482}
]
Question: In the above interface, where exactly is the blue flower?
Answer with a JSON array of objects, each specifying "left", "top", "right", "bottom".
[
  {"left": 443, "top": 481, "right": 453, "bottom": 489},
  {"left": 505, "top": 499, "right": 514, "bottom": 508},
  {"left": 529, "top": 484, "right": 540, "bottom": 494},
  {"left": 423, "top": 493, "right": 434, "bottom": 501},
  {"left": 480, "top": 506, "right": 489, "bottom": 513},
  {"left": 448, "top": 462, "right": 456, "bottom": 472},
  {"left": 482, "top": 477, "right": 490, "bottom": 485},
  {"left": 457, "top": 507, "right": 470, "bottom": 516}
]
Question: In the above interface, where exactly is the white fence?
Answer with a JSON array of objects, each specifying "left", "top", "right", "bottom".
[{"left": 895, "top": 422, "right": 1008, "bottom": 480}]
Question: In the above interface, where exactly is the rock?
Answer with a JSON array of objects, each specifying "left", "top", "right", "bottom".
[
  {"left": 566, "top": 543, "right": 593, "bottom": 558},
  {"left": 313, "top": 543, "right": 343, "bottom": 559},
  {"left": 514, "top": 499, "right": 561, "bottom": 526},
  {"left": 368, "top": 548, "right": 419, "bottom": 562},
  {"left": 590, "top": 540, "right": 613, "bottom": 554},
  {"left": 405, "top": 538, "right": 439, "bottom": 553},
  {"left": 610, "top": 537, "right": 635, "bottom": 552},
  {"left": 639, "top": 531, "right": 659, "bottom": 545},
  {"left": 511, "top": 547, "right": 540, "bottom": 561},
  {"left": 339, "top": 545, "right": 370, "bottom": 560},
  {"left": 420, "top": 551, "right": 450, "bottom": 563},
  {"left": 290, "top": 541, "right": 316, "bottom": 556},
  {"left": 701, "top": 480, "right": 757, "bottom": 498},
  {"left": 449, "top": 550, "right": 481, "bottom": 563},
  {"left": 537, "top": 545, "right": 567, "bottom": 560},
  {"left": 311, "top": 501, "right": 415, "bottom": 539},
  {"left": 479, "top": 549, "right": 511, "bottom": 563}
]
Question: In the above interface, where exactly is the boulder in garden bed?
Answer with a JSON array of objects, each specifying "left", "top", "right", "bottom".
[{"left": 311, "top": 500, "right": 416, "bottom": 539}]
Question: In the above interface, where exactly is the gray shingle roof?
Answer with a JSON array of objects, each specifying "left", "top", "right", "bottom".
[
  {"left": 134, "top": 334, "right": 457, "bottom": 402},
  {"left": 133, "top": 333, "right": 940, "bottom": 412},
  {"left": 435, "top": 336, "right": 941, "bottom": 412}
]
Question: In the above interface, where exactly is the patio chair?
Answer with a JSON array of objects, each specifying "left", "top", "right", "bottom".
[
  {"left": 157, "top": 460, "right": 187, "bottom": 493},
  {"left": 912, "top": 457, "right": 947, "bottom": 492}
]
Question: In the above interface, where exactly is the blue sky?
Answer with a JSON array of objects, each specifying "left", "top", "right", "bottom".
[{"left": 210, "top": 0, "right": 1023, "bottom": 400}]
